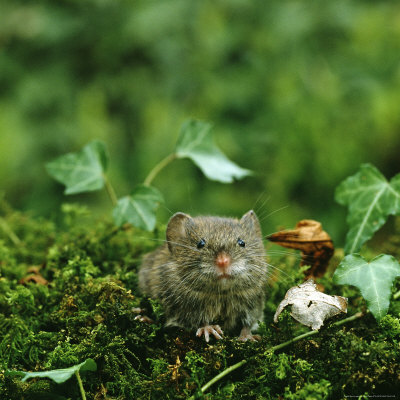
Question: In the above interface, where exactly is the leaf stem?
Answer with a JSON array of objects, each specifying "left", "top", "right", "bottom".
[
  {"left": 393, "top": 290, "right": 400, "bottom": 300},
  {"left": 188, "top": 312, "right": 365, "bottom": 399},
  {"left": 75, "top": 371, "right": 86, "bottom": 400},
  {"left": 103, "top": 174, "right": 118, "bottom": 207},
  {"left": 0, "top": 216, "right": 21, "bottom": 246},
  {"left": 200, "top": 359, "right": 247, "bottom": 394},
  {"left": 143, "top": 153, "right": 177, "bottom": 187}
]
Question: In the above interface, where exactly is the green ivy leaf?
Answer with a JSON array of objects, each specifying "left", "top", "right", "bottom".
[
  {"left": 335, "top": 163, "right": 400, "bottom": 253},
  {"left": 175, "top": 119, "right": 252, "bottom": 183},
  {"left": 112, "top": 185, "right": 164, "bottom": 231},
  {"left": 333, "top": 254, "right": 400, "bottom": 321},
  {"left": 9, "top": 359, "right": 97, "bottom": 384},
  {"left": 46, "top": 140, "right": 108, "bottom": 195}
]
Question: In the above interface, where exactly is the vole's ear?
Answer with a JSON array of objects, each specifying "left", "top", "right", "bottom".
[
  {"left": 166, "top": 212, "right": 192, "bottom": 253},
  {"left": 240, "top": 210, "right": 262, "bottom": 235}
]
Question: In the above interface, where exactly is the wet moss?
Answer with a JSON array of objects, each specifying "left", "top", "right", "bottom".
[{"left": 0, "top": 205, "right": 399, "bottom": 399}]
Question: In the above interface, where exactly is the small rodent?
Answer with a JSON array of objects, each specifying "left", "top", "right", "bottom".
[{"left": 138, "top": 210, "right": 268, "bottom": 341}]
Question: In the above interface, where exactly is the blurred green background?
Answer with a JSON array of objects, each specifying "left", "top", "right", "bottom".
[{"left": 1, "top": 0, "right": 400, "bottom": 245}]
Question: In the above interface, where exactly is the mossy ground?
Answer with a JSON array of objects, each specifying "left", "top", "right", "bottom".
[{"left": 1, "top": 201, "right": 399, "bottom": 400}]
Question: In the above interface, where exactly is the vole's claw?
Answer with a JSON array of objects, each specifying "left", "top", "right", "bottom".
[
  {"left": 238, "top": 327, "right": 261, "bottom": 342},
  {"left": 196, "top": 325, "right": 224, "bottom": 342},
  {"left": 132, "top": 308, "right": 154, "bottom": 324},
  {"left": 237, "top": 333, "right": 261, "bottom": 342},
  {"left": 134, "top": 315, "right": 154, "bottom": 323}
]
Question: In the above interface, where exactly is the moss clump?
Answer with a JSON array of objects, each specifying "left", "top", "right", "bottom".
[{"left": 0, "top": 204, "right": 399, "bottom": 399}]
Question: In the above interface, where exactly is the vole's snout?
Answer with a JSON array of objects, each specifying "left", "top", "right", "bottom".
[{"left": 215, "top": 252, "right": 231, "bottom": 277}]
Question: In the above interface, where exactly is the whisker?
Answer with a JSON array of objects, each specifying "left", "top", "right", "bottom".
[
  {"left": 252, "top": 192, "right": 270, "bottom": 215},
  {"left": 160, "top": 203, "right": 174, "bottom": 218},
  {"left": 263, "top": 230, "right": 301, "bottom": 238},
  {"left": 250, "top": 252, "right": 303, "bottom": 261},
  {"left": 258, "top": 205, "right": 290, "bottom": 224},
  {"left": 265, "top": 263, "right": 291, "bottom": 277}
]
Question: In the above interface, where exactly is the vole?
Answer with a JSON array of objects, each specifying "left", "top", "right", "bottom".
[{"left": 138, "top": 210, "right": 268, "bottom": 341}]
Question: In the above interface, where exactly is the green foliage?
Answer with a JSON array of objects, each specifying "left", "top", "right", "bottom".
[
  {"left": 184, "top": 351, "right": 207, "bottom": 389},
  {"left": 0, "top": 0, "right": 400, "bottom": 239},
  {"left": 3, "top": 159, "right": 400, "bottom": 399},
  {"left": 46, "top": 141, "right": 108, "bottom": 195},
  {"left": 283, "top": 379, "right": 331, "bottom": 400},
  {"left": 335, "top": 164, "right": 400, "bottom": 254},
  {"left": 46, "top": 119, "right": 249, "bottom": 231},
  {"left": 379, "top": 315, "right": 400, "bottom": 340},
  {"left": 1, "top": 200, "right": 400, "bottom": 399},
  {"left": 2, "top": 1, "right": 400, "bottom": 398},
  {"left": 113, "top": 185, "right": 164, "bottom": 231},
  {"left": 10, "top": 359, "right": 97, "bottom": 384},
  {"left": 175, "top": 119, "right": 251, "bottom": 183},
  {"left": 333, "top": 254, "right": 400, "bottom": 321},
  {"left": 2, "top": 0, "right": 400, "bottom": 241},
  {"left": 333, "top": 164, "right": 400, "bottom": 323},
  {"left": 275, "top": 353, "right": 291, "bottom": 380}
]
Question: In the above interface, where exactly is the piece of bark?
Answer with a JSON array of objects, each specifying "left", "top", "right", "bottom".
[{"left": 267, "top": 219, "right": 334, "bottom": 278}]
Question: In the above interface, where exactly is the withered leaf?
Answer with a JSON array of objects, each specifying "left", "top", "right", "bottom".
[
  {"left": 19, "top": 275, "right": 48, "bottom": 285},
  {"left": 19, "top": 267, "right": 48, "bottom": 285},
  {"left": 168, "top": 356, "right": 182, "bottom": 382},
  {"left": 274, "top": 280, "right": 347, "bottom": 330},
  {"left": 267, "top": 219, "right": 334, "bottom": 278}
]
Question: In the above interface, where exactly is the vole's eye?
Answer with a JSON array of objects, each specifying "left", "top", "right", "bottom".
[
  {"left": 237, "top": 238, "right": 245, "bottom": 247},
  {"left": 197, "top": 238, "right": 206, "bottom": 249}
]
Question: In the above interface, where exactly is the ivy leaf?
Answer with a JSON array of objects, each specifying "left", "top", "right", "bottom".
[
  {"left": 175, "top": 119, "right": 252, "bottom": 183},
  {"left": 335, "top": 163, "right": 400, "bottom": 253},
  {"left": 8, "top": 359, "right": 97, "bottom": 384},
  {"left": 46, "top": 140, "right": 108, "bottom": 195},
  {"left": 333, "top": 254, "right": 400, "bottom": 321},
  {"left": 112, "top": 185, "right": 164, "bottom": 231}
]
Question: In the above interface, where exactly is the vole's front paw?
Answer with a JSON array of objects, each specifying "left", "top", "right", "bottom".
[
  {"left": 237, "top": 333, "right": 261, "bottom": 342},
  {"left": 132, "top": 307, "right": 154, "bottom": 324},
  {"left": 238, "top": 327, "right": 261, "bottom": 342},
  {"left": 196, "top": 325, "right": 224, "bottom": 342}
]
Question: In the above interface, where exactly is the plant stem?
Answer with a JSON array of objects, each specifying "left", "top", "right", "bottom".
[
  {"left": 143, "top": 153, "right": 177, "bottom": 187},
  {"left": 331, "top": 311, "right": 365, "bottom": 326},
  {"left": 189, "top": 312, "right": 365, "bottom": 399},
  {"left": 0, "top": 216, "right": 21, "bottom": 246},
  {"left": 267, "top": 328, "right": 319, "bottom": 353},
  {"left": 75, "top": 371, "right": 86, "bottom": 400},
  {"left": 394, "top": 290, "right": 400, "bottom": 300},
  {"left": 201, "top": 359, "right": 248, "bottom": 394},
  {"left": 272, "top": 311, "right": 364, "bottom": 351},
  {"left": 103, "top": 174, "right": 118, "bottom": 207}
]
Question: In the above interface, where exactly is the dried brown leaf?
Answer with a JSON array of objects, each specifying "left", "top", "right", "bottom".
[
  {"left": 267, "top": 219, "right": 334, "bottom": 278},
  {"left": 19, "top": 267, "right": 48, "bottom": 285},
  {"left": 168, "top": 355, "right": 182, "bottom": 382}
]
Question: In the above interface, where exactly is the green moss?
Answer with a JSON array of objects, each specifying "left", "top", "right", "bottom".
[
  {"left": 284, "top": 379, "right": 331, "bottom": 400},
  {"left": 379, "top": 314, "right": 400, "bottom": 340},
  {"left": 1, "top": 207, "right": 399, "bottom": 399}
]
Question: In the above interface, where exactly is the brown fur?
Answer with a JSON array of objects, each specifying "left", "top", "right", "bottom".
[{"left": 138, "top": 210, "right": 268, "bottom": 337}]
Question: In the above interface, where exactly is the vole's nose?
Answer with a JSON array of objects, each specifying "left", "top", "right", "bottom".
[{"left": 215, "top": 252, "right": 231, "bottom": 271}]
